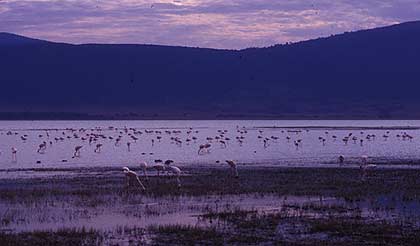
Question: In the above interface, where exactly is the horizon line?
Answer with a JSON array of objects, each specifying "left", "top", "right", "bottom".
[{"left": 2, "top": 20, "right": 418, "bottom": 51}]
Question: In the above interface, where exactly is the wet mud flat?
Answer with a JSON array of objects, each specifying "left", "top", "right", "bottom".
[{"left": 1, "top": 167, "right": 420, "bottom": 245}]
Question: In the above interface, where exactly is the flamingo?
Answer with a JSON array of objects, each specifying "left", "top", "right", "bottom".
[
  {"left": 263, "top": 139, "right": 268, "bottom": 148},
  {"left": 294, "top": 140, "right": 299, "bottom": 150},
  {"left": 338, "top": 155, "right": 344, "bottom": 165},
  {"left": 73, "top": 146, "right": 83, "bottom": 158},
  {"left": 198, "top": 143, "right": 211, "bottom": 155},
  {"left": 122, "top": 167, "right": 146, "bottom": 191},
  {"left": 164, "top": 160, "right": 174, "bottom": 166},
  {"left": 166, "top": 165, "right": 182, "bottom": 188},
  {"left": 115, "top": 138, "right": 121, "bottom": 146},
  {"left": 94, "top": 143, "right": 103, "bottom": 153},
  {"left": 152, "top": 160, "right": 165, "bottom": 176},
  {"left": 37, "top": 142, "right": 47, "bottom": 153},
  {"left": 139, "top": 161, "right": 148, "bottom": 179},
  {"left": 11, "top": 147, "right": 17, "bottom": 162},
  {"left": 226, "top": 160, "right": 239, "bottom": 178},
  {"left": 360, "top": 155, "right": 377, "bottom": 177}
]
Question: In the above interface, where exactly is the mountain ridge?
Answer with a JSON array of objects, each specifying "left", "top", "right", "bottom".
[
  {"left": 0, "top": 32, "right": 51, "bottom": 45},
  {"left": 1, "top": 21, "right": 420, "bottom": 119},
  {"left": 3, "top": 21, "right": 419, "bottom": 49}
]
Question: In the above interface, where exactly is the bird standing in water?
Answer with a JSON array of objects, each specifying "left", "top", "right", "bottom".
[
  {"left": 123, "top": 167, "right": 146, "bottom": 191},
  {"left": 338, "top": 155, "right": 344, "bottom": 165},
  {"left": 226, "top": 160, "right": 239, "bottom": 178},
  {"left": 11, "top": 147, "right": 17, "bottom": 162},
  {"left": 73, "top": 146, "right": 83, "bottom": 158}
]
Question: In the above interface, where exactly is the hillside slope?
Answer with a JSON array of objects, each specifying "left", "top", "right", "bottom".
[{"left": 0, "top": 21, "right": 420, "bottom": 119}]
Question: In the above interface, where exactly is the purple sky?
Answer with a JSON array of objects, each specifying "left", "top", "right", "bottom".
[{"left": 0, "top": 0, "right": 419, "bottom": 49}]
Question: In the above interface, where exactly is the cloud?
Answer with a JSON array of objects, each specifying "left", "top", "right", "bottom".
[{"left": 0, "top": 0, "right": 418, "bottom": 49}]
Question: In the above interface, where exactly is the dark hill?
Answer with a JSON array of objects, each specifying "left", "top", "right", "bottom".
[
  {"left": 0, "top": 33, "right": 50, "bottom": 46},
  {"left": 1, "top": 21, "right": 420, "bottom": 119}
]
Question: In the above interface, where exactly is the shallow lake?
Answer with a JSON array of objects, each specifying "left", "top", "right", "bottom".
[{"left": 1, "top": 120, "right": 420, "bottom": 175}]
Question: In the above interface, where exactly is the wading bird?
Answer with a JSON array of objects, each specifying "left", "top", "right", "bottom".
[
  {"left": 139, "top": 161, "right": 148, "bottom": 179},
  {"left": 123, "top": 167, "right": 146, "bottom": 191},
  {"left": 338, "top": 155, "right": 344, "bottom": 165},
  {"left": 73, "top": 146, "right": 83, "bottom": 158},
  {"left": 198, "top": 143, "right": 211, "bottom": 155},
  {"left": 226, "top": 160, "right": 239, "bottom": 178},
  {"left": 164, "top": 160, "right": 174, "bottom": 166},
  {"left": 94, "top": 143, "right": 103, "bottom": 153},
  {"left": 152, "top": 160, "right": 165, "bottom": 176},
  {"left": 360, "top": 155, "right": 377, "bottom": 177},
  {"left": 11, "top": 147, "right": 17, "bottom": 162},
  {"left": 166, "top": 165, "right": 182, "bottom": 188},
  {"left": 37, "top": 142, "right": 47, "bottom": 153}
]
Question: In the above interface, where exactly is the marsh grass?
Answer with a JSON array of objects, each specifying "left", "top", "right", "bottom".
[
  {"left": 2, "top": 167, "right": 420, "bottom": 203},
  {"left": 2, "top": 205, "right": 420, "bottom": 245},
  {"left": 149, "top": 225, "right": 224, "bottom": 245},
  {"left": 308, "top": 217, "right": 420, "bottom": 245},
  {"left": 2, "top": 167, "right": 420, "bottom": 245},
  {"left": 0, "top": 228, "right": 103, "bottom": 246},
  {"left": 154, "top": 206, "right": 420, "bottom": 246}
]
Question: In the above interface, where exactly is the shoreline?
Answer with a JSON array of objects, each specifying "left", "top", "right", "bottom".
[{"left": 2, "top": 115, "right": 420, "bottom": 121}]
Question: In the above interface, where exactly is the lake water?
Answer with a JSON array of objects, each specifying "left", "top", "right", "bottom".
[{"left": 1, "top": 120, "right": 420, "bottom": 173}]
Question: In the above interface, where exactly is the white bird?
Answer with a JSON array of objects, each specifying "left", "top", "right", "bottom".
[
  {"left": 123, "top": 167, "right": 146, "bottom": 191},
  {"left": 139, "top": 161, "right": 148, "bottom": 179},
  {"left": 198, "top": 143, "right": 211, "bottom": 155},
  {"left": 152, "top": 160, "right": 165, "bottom": 176},
  {"left": 94, "top": 143, "right": 103, "bottom": 153},
  {"left": 226, "top": 160, "right": 239, "bottom": 178},
  {"left": 73, "top": 146, "right": 83, "bottom": 158},
  {"left": 11, "top": 147, "right": 17, "bottom": 162},
  {"left": 360, "top": 155, "right": 377, "bottom": 177},
  {"left": 37, "top": 142, "right": 47, "bottom": 153},
  {"left": 166, "top": 165, "right": 182, "bottom": 188}
]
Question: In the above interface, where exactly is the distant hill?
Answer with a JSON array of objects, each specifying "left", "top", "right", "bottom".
[
  {"left": 1, "top": 21, "right": 420, "bottom": 119},
  {"left": 0, "top": 33, "right": 50, "bottom": 46}
]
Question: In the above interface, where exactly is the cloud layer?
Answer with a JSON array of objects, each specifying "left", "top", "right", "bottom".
[{"left": 0, "top": 0, "right": 418, "bottom": 49}]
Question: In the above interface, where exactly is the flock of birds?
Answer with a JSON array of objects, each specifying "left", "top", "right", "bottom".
[
  {"left": 122, "top": 159, "right": 238, "bottom": 190},
  {"left": 0, "top": 126, "right": 416, "bottom": 190}
]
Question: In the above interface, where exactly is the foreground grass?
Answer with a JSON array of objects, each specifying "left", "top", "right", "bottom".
[
  {"left": 0, "top": 228, "right": 103, "bottom": 246},
  {"left": 309, "top": 217, "right": 420, "bottom": 245},
  {"left": 149, "top": 225, "right": 224, "bottom": 245},
  {"left": 1, "top": 205, "right": 420, "bottom": 245},
  {"left": 1, "top": 167, "right": 420, "bottom": 203},
  {"left": 151, "top": 208, "right": 420, "bottom": 246},
  {"left": 1, "top": 167, "right": 420, "bottom": 245}
]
